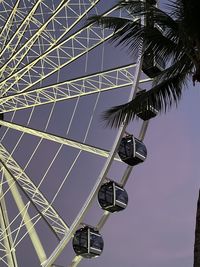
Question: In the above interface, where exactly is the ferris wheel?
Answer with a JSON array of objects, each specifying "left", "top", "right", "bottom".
[{"left": 0, "top": 0, "right": 162, "bottom": 266}]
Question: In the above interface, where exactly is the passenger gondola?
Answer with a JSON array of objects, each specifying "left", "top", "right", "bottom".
[
  {"left": 72, "top": 226, "right": 104, "bottom": 258},
  {"left": 98, "top": 181, "right": 128, "bottom": 213},
  {"left": 142, "top": 52, "right": 165, "bottom": 78},
  {"left": 118, "top": 135, "right": 147, "bottom": 166},
  {"left": 142, "top": 0, "right": 165, "bottom": 78},
  {"left": 135, "top": 90, "right": 158, "bottom": 120}
]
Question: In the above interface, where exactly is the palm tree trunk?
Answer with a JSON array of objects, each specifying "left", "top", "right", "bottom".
[{"left": 193, "top": 189, "right": 200, "bottom": 267}]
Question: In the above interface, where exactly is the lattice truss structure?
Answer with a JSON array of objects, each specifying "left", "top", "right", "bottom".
[{"left": 0, "top": 1, "right": 151, "bottom": 266}]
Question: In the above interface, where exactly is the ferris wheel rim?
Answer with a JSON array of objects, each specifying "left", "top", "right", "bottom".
[{"left": 0, "top": 1, "right": 153, "bottom": 267}]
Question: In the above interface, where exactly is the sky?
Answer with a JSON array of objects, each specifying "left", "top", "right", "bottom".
[{"left": 0, "top": 0, "right": 200, "bottom": 267}]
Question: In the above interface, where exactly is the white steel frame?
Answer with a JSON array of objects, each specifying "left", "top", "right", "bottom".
[{"left": 0, "top": 1, "right": 153, "bottom": 266}]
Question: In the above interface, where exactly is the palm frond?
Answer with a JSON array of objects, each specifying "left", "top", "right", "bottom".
[
  {"left": 88, "top": 16, "right": 133, "bottom": 32},
  {"left": 89, "top": 4, "right": 182, "bottom": 62},
  {"left": 101, "top": 74, "right": 184, "bottom": 128},
  {"left": 102, "top": 53, "right": 192, "bottom": 128},
  {"left": 89, "top": 1, "right": 197, "bottom": 127},
  {"left": 153, "top": 51, "right": 193, "bottom": 84},
  {"left": 88, "top": 15, "right": 143, "bottom": 56}
]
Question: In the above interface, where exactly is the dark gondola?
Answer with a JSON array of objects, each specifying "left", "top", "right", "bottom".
[
  {"left": 118, "top": 135, "right": 147, "bottom": 166},
  {"left": 72, "top": 226, "right": 104, "bottom": 258},
  {"left": 136, "top": 104, "right": 158, "bottom": 120},
  {"left": 98, "top": 181, "right": 128, "bottom": 213},
  {"left": 142, "top": 52, "right": 165, "bottom": 78},
  {"left": 142, "top": 0, "right": 165, "bottom": 78},
  {"left": 135, "top": 90, "right": 158, "bottom": 120}
]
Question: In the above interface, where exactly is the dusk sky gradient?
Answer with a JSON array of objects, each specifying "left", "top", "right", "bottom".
[
  {"left": 1, "top": 1, "right": 200, "bottom": 267},
  {"left": 78, "top": 1, "right": 200, "bottom": 266}
]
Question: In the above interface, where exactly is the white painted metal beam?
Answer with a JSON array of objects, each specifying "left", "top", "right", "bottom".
[
  {"left": 0, "top": 120, "right": 121, "bottom": 161},
  {"left": 0, "top": 189, "right": 18, "bottom": 267},
  {"left": 0, "top": 161, "right": 47, "bottom": 264},
  {"left": 0, "top": 0, "right": 100, "bottom": 82},
  {"left": 0, "top": 64, "right": 150, "bottom": 112},
  {"left": 0, "top": 5, "right": 120, "bottom": 96},
  {"left": 0, "top": 144, "right": 69, "bottom": 237}
]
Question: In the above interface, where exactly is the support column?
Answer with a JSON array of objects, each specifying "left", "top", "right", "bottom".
[
  {"left": 0, "top": 188, "right": 18, "bottom": 267},
  {"left": 0, "top": 163, "right": 47, "bottom": 264}
]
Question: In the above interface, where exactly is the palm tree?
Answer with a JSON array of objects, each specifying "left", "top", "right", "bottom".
[
  {"left": 89, "top": 0, "right": 200, "bottom": 127},
  {"left": 194, "top": 189, "right": 200, "bottom": 267}
]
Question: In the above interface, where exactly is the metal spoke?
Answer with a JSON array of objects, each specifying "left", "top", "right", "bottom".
[
  {"left": 0, "top": 190, "right": 18, "bottom": 267},
  {"left": 0, "top": 0, "right": 43, "bottom": 68},
  {"left": 0, "top": 161, "right": 47, "bottom": 264},
  {"left": 0, "top": 64, "right": 151, "bottom": 113},
  {"left": 0, "top": 5, "right": 121, "bottom": 96},
  {"left": 0, "top": 120, "right": 121, "bottom": 161},
  {"left": 0, "top": 0, "right": 100, "bottom": 81},
  {"left": 0, "top": 144, "right": 69, "bottom": 238},
  {"left": 0, "top": 0, "right": 20, "bottom": 52}
]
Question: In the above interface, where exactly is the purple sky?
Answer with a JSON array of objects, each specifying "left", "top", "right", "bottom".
[
  {"left": 77, "top": 1, "right": 200, "bottom": 266},
  {"left": 76, "top": 88, "right": 200, "bottom": 267},
  {"left": 1, "top": 1, "right": 200, "bottom": 267},
  {"left": 81, "top": 89, "right": 200, "bottom": 267}
]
